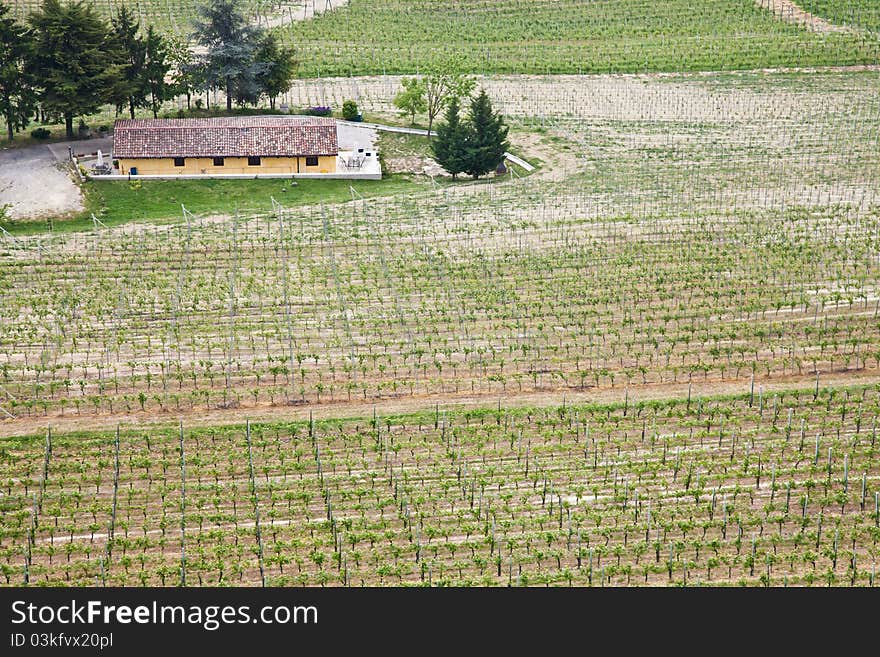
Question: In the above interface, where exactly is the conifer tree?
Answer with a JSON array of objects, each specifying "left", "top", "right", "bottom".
[
  {"left": 110, "top": 5, "right": 147, "bottom": 119},
  {"left": 463, "top": 89, "right": 509, "bottom": 179},
  {"left": 431, "top": 96, "right": 468, "bottom": 180},
  {"left": 193, "top": 0, "right": 265, "bottom": 111},
  {"left": 29, "top": 0, "right": 122, "bottom": 138},
  {"left": 144, "top": 26, "right": 171, "bottom": 118},
  {"left": 0, "top": 2, "right": 36, "bottom": 141}
]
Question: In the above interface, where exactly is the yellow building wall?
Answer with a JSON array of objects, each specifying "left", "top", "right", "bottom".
[{"left": 118, "top": 155, "right": 337, "bottom": 175}]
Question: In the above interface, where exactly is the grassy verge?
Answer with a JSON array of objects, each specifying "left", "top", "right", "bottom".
[
  {"left": 1, "top": 175, "right": 431, "bottom": 236},
  {"left": 377, "top": 125, "right": 542, "bottom": 176},
  {"left": 376, "top": 130, "right": 433, "bottom": 159}
]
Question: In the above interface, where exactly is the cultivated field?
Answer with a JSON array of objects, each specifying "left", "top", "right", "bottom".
[
  {"left": 2, "top": 4, "right": 880, "bottom": 587},
  {"left": 2, "top": 72, "right": 879, "bottom": 422},
  {"left": 7, "top": 0, "right": 880, "bottom": 74},
  {"left": 3, "top": 387, "right": 879, "bottom": 586},
  {"left": 3, "top": 71, "right": 880, "bottom": 586}
]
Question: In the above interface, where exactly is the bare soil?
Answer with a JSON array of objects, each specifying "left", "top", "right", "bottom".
[
  {"left": 756, "top": 0, "right": 855, "bottom": 34},
  {"left": 258, "top": 0, "right": 350, "bottom": 29},
  {"left": 3, "top": 369, "right": 877, "bottom": 438}
]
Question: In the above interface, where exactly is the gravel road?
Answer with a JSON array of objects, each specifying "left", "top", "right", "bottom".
[{"left": 0, "top": 143, "right": 84, "bottom": 220}]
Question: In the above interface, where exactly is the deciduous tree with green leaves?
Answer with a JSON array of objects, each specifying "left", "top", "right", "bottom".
[
  {"left": 423, "top": 62, "right": 475, "bottom": 139},
  {"left": 393, "top": 77, "right": 426, "bottom": 125},
  {"left": 0, "top": 2, "right": 36, "bottom": 141},
  {"left": 396, "top": 59, "right": 475, "bottom": 138},
  {"left": 166, "top": 35, "right": 200, "bottom": 111},
  {"left": 255, "top": 32, "right": 297, "bottom": 110}
]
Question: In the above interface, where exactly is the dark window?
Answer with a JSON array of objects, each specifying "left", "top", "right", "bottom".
[
  {"left": 173, "top": 157, "right": 185, "bottom": 167},
  {"left": 213, "top": 157, "right": 224, "bottom": 167},
  {"left": 305, "top": 155, "right": 319, "bottom": 167},
  {"left": 248, "top": 156, "right": 261, "bottom": 166}
]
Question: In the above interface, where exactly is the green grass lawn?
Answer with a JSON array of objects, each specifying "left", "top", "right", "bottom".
[
  {"left": 93, "top": 176, "right": 428, "bottom": 220},
  {"left": 1, "top": 175, "right": 431, "bottom": 235},
  {"left": 376, "top": 131, "right": 434, "bottom": 159}
]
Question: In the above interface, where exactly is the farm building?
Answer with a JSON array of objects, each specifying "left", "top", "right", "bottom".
[{"left": 112, "top": 116, "right": 339, "bottom": 176}]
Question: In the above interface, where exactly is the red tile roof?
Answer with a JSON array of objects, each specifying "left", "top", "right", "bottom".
[{"left": 113, "top": 116, "right": 338, "bottom": 158}]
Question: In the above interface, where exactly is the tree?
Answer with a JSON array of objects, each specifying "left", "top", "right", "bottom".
[
  {"left": 431, "top": 96, "right": 468, "bottom": 180},
  {"left": 422, "top": 60, "right": 475, "bottom": 139},
  {"left": 342, "top": 99, "right": 359, "bottom": 121},
  {"left": 393, "top": 77, "right": 426, "bottom": 125},
  {"left": 110, "top": 5, "right": 147, "bottom": 119},
  {"left": 463, "top": 89, "right": 509, "bottom": 179},
  {"left": 0, "top": 2, "right": 36, "bottom": 142},
  {"left": 165, "top": 35, "right": 196, "bottom": 111},
  {"left": 255, "top": 32, "right": 296, "bottom": 110},
  {"left": 144, "top": 26, "right": 171, "bottom": 118},
  {"left": 193, "top": 0, "right": 266, "bottom": 111},
  {"left": 29, "top": 0, "right": 122, "bottom": 138}
]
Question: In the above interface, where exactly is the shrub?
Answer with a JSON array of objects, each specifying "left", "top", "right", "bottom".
[
  {"left": 305, "top": 106, "right": 332, "bottom": 117},
  {"left": 342, "top": 99, "right": 360, "bottom": 121},
  {"left": 30, "top": 127, "right": 51, "bottom": 140}
]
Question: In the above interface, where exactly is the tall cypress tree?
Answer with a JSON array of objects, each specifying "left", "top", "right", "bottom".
[
  {"left": 463, "top": 89, "right": 509, "bottom": 180},
  {"left": 432, "top": 96, "right": 468, "bottom": 180},
  {"left": 0, "top": 3, "right": 36, "bottom": 142},
  {"left": 29, "top": 0, "right": 122, "bottom": 138}
]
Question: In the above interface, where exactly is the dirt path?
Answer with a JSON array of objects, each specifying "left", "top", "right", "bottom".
[
  {"left": 756, "top": 0, "right": 854, "bottom": 34},
  {"left": 2, "top": 369, "right": 877, "bottom": 438},
  {"left": 257, "top": 0, "right": 350, "bottom": 29}
]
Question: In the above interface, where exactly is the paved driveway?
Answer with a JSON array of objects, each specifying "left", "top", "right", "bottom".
[{"left": 337, "top": 122, "right": 377, "bottom": 151}]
